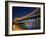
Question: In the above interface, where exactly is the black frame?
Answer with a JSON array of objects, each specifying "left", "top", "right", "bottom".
[{"left": 5, "top": 1, "right": 45, "bottom": 36}]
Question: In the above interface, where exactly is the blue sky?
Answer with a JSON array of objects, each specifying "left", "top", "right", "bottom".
[{"left": 12, "top": 6, "right": 37, "bottom": 21}]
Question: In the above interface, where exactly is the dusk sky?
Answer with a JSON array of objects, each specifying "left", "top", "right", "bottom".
[{"left": 12, "top": 6, "right": 37, "bottom": 21}]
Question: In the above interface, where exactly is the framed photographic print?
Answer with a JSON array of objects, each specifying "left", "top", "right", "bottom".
[{"left": 5, "top": 1, "right": 45, "bottom": 36}]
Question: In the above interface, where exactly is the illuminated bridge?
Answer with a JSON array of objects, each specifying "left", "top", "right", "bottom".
[
  {"left": 14, "top": 8, "right": 40, "bottom": 22},
  {"left": 13, "top": 8, "right": 40, "bottom": 30}
]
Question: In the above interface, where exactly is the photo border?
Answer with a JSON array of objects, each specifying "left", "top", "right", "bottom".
[{"left": 5, "top": 1, "right": 45, "bottom": 36}]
